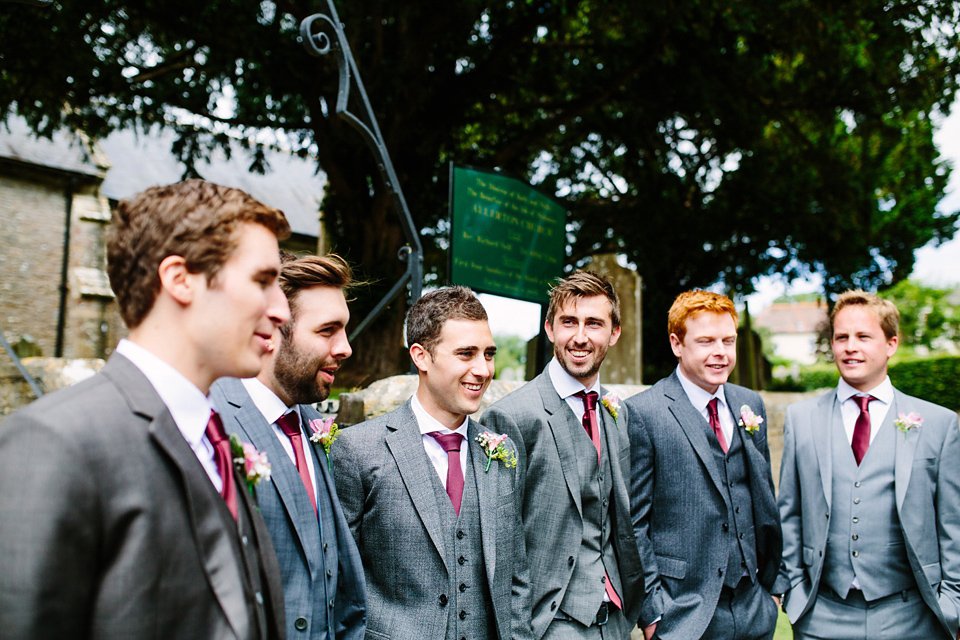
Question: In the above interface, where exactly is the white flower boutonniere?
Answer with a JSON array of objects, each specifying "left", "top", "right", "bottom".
[
  {"left": 894, "top": 412, "right": 923, "bottom": 436},
  {"left": 601, "top": 393, "right": 620, "bottom": 425},
  {"left": 308, "top": 417, "right": 339, "bottom": 469},
  {"left": 476, "top": 431, "right": 518, "bottom": 472},
  {"left": 230, "top": 434, "right": 271, "bottom": 496},
  {"left": 737, "top": 405, "right": 763, "bottom": 436}
]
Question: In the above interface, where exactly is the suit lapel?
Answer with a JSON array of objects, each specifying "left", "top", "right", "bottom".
[
  {"left": 663, "top": 372, "right": 726, "bottom": 497},
  {"left": 469, "top": 418, "right": 500, "bottom": 588},
  {"left": 538, "top": 372, "right": 583, "bottom": 516},
  {"left": 892, "top": 390, "right": 920, "bottom": 512},
  {"left": 385, "top": 403, "right": 449, "bottom": 567},
  {"left": 813, "top": 391, "right": 839, "bottom": 507}
]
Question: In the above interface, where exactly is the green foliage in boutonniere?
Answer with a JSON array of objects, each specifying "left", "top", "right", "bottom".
[
  {"left": 230, "top": 434, "right": 271, "bottom": 497},
  {"left": 894, "top": 412, "right": 923, "bottom": 437},
  {"left": 601, "top": 393, "right": 620, "bottom": 425},
  {"left": 737, "top": 405, "right": 763, "bottom": 436},
  {"left": 476, "top": 431, "right": 518, "bottom": 472},
  {"left": 308, "top": 416, "right": 339, "bottom": 470}
]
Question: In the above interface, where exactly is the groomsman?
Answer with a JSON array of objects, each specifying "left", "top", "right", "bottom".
[
  {"left": 625, "top": 290, "right": 782, "bottom": 640},
  {"left": 211, "top": 254, "right": 366, "bottom": 640},
  {"left": 333, "top": 287, "right": 533, "bottom": 640},
  {"left": 778, "top": 290, "right": 960, "bottom": 639},
  {"left": 0, "top": 179, "right": 289, "bottom": 639},
  {"left": 483, "top": 271, "right": 645, "bottom": 640}
]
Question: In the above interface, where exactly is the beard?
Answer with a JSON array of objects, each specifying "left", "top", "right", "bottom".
[
  {"left": 554, "top": 341, "right": 608, "bottom": 382},
  {"left": 273, "top": 335, "right": 332, "bottom": 405}
]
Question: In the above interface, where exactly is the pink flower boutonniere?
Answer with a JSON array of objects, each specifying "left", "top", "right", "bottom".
[
  {"left": 309, "top": 416, "right": 339, "bottom": 469},
  {"left": 894, "top": 412, "right": 923, "bottom": 436},
  {"left": 476, "top": 431, "right": 518, "bottom": 472},
  {"left": 601, "top": 393, "right": 620, "bottom": 425},
  {"left": 229, "top": 434, "right": 271, "bottom": 496},
  {"left": 737, "top": 405, "right": 763, "bottom": 436}
]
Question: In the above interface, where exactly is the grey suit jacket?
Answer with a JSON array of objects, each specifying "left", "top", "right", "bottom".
[
  {"left": 777, "top": 387, "right": 960, "bottom": 637},
  {"left": 211, "top": 378, "right": 366, "bottom": 640},
  {"left": 625, "top": 372, "right": 782, "bottom": 639},
  {"left": 481, "top": 370, "right": 645, "bottom": 640},
  {"left": 0, "top": 353, "right": 285, "bottom": 640},
  {"left": 332, "top": 401, "right": 533, "bottom": 640}
]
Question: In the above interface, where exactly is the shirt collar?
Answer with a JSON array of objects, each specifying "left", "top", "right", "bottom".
[
  {"left": 115, "top": 339, "right": 214, "bottom": 447},
  {"left": 676, "top": 366, "right": 729, "bottom": 413},
  {"left": 548, "top": 357, "right": 601, "bottom": 400},
  {"left": 241, "top": 377, "right": 296, "bottom": 425},
  {"left": 410, "top": 392, "right": 468, "bottom": 436},
  {"left": 837, "top": 376, "right": 893, "bottom": 405}
]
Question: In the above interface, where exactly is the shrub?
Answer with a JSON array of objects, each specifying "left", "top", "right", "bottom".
[{"left": 889, "top": 356, "right": 960, "bottom": 411}]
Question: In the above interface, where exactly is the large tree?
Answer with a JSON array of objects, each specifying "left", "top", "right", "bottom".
[{"left": 2, "top": 0, "right": 957, "bottom": 382}]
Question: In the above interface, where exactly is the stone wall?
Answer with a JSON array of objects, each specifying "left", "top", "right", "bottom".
[{"left": 0, "top": 357, "right": 104, "bottom": 420}]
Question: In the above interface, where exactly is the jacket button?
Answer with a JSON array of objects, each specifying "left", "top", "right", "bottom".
[
  {"left": 852, "top": 551, "right": 859, "bottom": 557},
  {"left": 295, "top": 618, "right": 308, "bottom": 631},
  {"left": 460, "top": 583, "right": 467, "bottom": 593},
  {"left": 739, "top": 533, "right": 745, "bottom": 539},
  {"left": 459, "top": 611, "right": 467, "bottom": 620},
  {"left": 722, "top": 523, "right": 729, "bottom": 531},
  {"left": 718, "top": 568, "right": 724, "bottom": 577},
  {"left": 327, "top": 570, "right": 333, "bottom": 578},
  {"left": 457, "top": 530, "right": 465, "bottom": 539},
  {"left": 853, "top": 497, "right": 860, "bottom": 504},
  {"left": 568, "top": 556, "right": 574, "bottom": 566},
  {"left": 551, "top": 601, "right": 557, "bottom": 611},
  {"left": 439, "top": 594, "right": 448, "bottom": 607},
  {"left": 458, "top": 556, "right": 466, "bottom": 565},
  {"left": 852, "top": 534, "right": 858, "bottom": 541}
]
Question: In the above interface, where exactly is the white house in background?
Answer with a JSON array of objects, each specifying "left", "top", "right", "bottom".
[{"left": 754, "top": 299, "right": 828, "bottom": 365}]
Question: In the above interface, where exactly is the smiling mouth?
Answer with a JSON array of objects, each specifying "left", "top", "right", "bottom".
[
  {"left": 463, "top": 382, "right": 483, "bottom": 392},
  {"left": 569, "top": 349, "right": 591, "bottom": 358}
]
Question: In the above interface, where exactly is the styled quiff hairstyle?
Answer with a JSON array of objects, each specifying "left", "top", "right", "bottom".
[
  {"left": 107, "top": 179, "right": 290, "bottom": 328},
  {"left": 406, "top": 286, "right": 488, "bottom": 355},
  {"left": 278, "top": 253, "right": 354, "bottom": 339},
  {"left": 830, "top": 289, "right": 900, "bottom": 340},
  {"left": 546, "top": 270, "right": 621, "bottom": 328},
  {"left": 668, "top": 290, "right": 739, "bottom": 343}
]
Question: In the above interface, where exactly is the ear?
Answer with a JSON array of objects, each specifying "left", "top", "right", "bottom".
[
  {"left": 669, "top": 333, "right": 683, "bottom": 358},
  {"left": 544, "top": 318, "right": 555, "bottom": 344},
  {"left": 886, "top": 334, "right": 899, "bottom": 358},
  {"left": 157, "top": 255, "right": 196, "bottom": 305},
  {"left": 608, "top": 324, "right": 622, "bottom": 347},
  {"left": 409, "top": 343, "right": 430, "bottom": 374}
]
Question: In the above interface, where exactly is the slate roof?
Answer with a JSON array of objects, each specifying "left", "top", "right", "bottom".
[
  {"left": 0, "top": 115, "right": 106, "bottom": 178},
  {"left": 755, "top": 300, "right": 828, "bottom": 334}
]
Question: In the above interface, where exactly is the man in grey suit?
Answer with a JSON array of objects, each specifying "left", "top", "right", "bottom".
[
  {"left": 212, "top": 254, "right": 366, "bottom": 640},
  {"left": 482, "top": 270, "right": 645, "bottom": 640},
  {"left": 625, "top": 290, "right": 782, "bottom": 640},
  {"left": 333, "top": 286, "right": 533, "bottom": 640},
  {"left": 778, "top": 290, "right": 960, "bottom": 639},
  {"left": 0, "top": 179, "right": 290, "bottom": 639}
]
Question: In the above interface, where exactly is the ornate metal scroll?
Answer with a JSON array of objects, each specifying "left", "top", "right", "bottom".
[{"left": 300, "top": 4, "right": 424, "bottom": 341}]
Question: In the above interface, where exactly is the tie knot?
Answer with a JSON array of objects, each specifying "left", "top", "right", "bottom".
[
  {"left": 276, "top": 411, "right": 302, "bottom": 438},
  {"left": 854, "top": 395, "right": 876, "bottom": 412},
  {"left": 574, "top": 390, "right": 599, "bottom": 411},
  {"left": 707, "top": 397, "right": 720, "bottom": 419},
  {"left": 205, "top": 410, "right": 228, "bottom": 446},
  {"left": 428, "top": 431, "right": 464, "bottom": 453}
]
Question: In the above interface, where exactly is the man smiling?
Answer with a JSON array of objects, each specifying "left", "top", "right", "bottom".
[
  {"left": 333, "top": 286, "right": 532, "bottom": 640},
  {"left": 483, "top": 271, "right": 645, "bottom": 640},
  {"left": 625, "top": 290, "right": 782, "bottom": 640}
]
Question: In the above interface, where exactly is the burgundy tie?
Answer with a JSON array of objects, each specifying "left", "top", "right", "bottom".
[
  {"left": 707, "top": 398, "right": 729, "bottom": 454},
  {"left": 573, "top": 390, "right": 623, "bottom": 610},
  {"left": 573, "top": 390, "right": 603, "bottom": 462},
  {"left": 276, "top": 411, "right": 318, "bottom": 516},
  {"left": 852, "top": 395, "right": 876, "bottom": 465},
  {"left": 428, "top": 432, "right": 464, "bottom": 515},
  {"left": 205, "top": 410, "right": 238, "bottom": 520}
]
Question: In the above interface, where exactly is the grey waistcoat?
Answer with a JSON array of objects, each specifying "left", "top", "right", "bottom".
[{"left": 710, "top": 420, "right": 759, "bottom": 588}]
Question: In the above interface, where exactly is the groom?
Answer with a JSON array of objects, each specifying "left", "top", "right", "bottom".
[{"left": 778, "top": 290, "right": 960, "bottom": 639}]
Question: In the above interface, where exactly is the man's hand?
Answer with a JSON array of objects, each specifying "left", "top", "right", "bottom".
[
  {"left": 643, "top": 622, "right": 657, "bottom": 640},
  {"left": 772, "top": 594, "right": 782, "bottom": 608}
]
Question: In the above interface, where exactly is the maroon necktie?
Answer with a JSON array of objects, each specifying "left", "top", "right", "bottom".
[
  {"left": 205, "top": 410, "right": 238, "bottom": 520},
  {"left": 573, "top": 390, "right": 623, "bottom": 610},
  {"left": 852, "top": 395, "right": 876, "bottom": 465},
  {"left": 573, "top": 390, "right": 603, "bottom": 462},
  {"left": 707, "top": 398, "right": 729, "bottom": 454},
  {"left": 276, "top": 411, "right": 318, "bottom": 516},
  {"left": 428, "top": 432, "right": 464, "bottom": 515}
]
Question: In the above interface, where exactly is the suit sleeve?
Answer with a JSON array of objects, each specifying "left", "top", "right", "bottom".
[
  {"left": 625, "top": 399, "right": 665, "bottom": 627},
  {"left": 479, "top": 407, "right": 528, "bottom": 511},
  {"left": 0, "top": 414, "right": 100, "bottom": 639},
  {"left": 935, "top": 413, "right": 960, "bottom": 637},
  {"left": 775, "top": 405, "right": 802, "bottom": 597},
  {"left": 331, "top": 431, "right": 365, "bottom": 547},
  {"left": 507, "top": 435, "right": 535, "bottom": 640}
]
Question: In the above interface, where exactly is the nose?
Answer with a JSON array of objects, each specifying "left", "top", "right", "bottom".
[
  {"left": 471, "top": 354, "right": 492, "bottom": 380},
  {"left": 267, "top": 282, "right": 291, "bottom": 327},
  {"left": 333, "top": 330, "right": 353, "bottom": 360}
]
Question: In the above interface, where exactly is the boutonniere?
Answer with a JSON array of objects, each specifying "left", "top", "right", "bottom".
[
  {"left": 601, "top": 393, "right": 620, "bottom": 424},
  {"left": 894, "top": 412, "right": 923, "bottom": 436},
  {"left": 230, "top": 434, "right": 271, "bottom": 496},
  {"left": 737, "top": 405, "right": 764, "bottom": 435},
  {"left": 476, "top": 431, "right": 518, "bottom": 472},
  {"left": 308, "top": 417, "right": 339, "bottom": 469}
]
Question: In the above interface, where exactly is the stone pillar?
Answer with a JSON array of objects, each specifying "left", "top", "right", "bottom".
[{"left": 583, "top": 254, "right": 642, "bottom": 385}]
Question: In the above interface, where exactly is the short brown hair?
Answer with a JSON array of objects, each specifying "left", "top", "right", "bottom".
[
  {"left": 107, "top": 179, "right": 290, "bottom": 328},
  {"left": 278, "top": 253, "right": 354, "bottom": 338},
  {"left": 406, "top": 286, "right": 487, "bottom": 355},
  {"left": 668, "top": 290, "right": 738, "bottom": 343},
  {"left": 546, "top": 271, "right": 621, "bottom": 328},
  {"left": 830, "top": 290, "right": 900, "bottom": 340}
]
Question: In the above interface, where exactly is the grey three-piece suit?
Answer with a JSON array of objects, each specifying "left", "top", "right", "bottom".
[
  {"left": 778, "top": 386, "right": 960, "bottom": 639},
  {"left": 332, "top": 400, "right": 533, "bottom": 640},
  {"left": 0, "top": 353, "right": 285, "bottom": 640},
  {"left": 211, "top": 377, "right": 367, "bottom": 640}
]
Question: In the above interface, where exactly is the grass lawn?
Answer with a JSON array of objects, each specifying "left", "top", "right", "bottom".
[{"left": 774, "top": 610, "right": 793, "bottom": 639}]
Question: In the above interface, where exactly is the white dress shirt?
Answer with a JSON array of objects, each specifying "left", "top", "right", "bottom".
[
  {"left": 241, "top": 377, "right": 318, "bottom": 495},
  {"left": 837, "top": 376, "right": 894, "bottom": 446},
  {"left": 115, "top": 339, "right": 222, "bottom": 490},
  {"left": 548, "top": 357, "right": 604, "bottom": 423},
  {"left": 411, "top": 393, "right": 469, "bottom": 489},
  {"left": 676, "top": 366, "right": 735, "bottom": 445}
]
